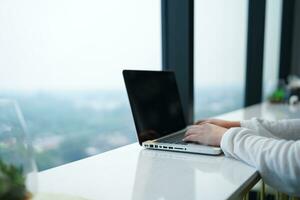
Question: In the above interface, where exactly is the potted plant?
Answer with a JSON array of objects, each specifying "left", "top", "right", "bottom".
[{"left": 0, "top": 159, "right": 32, "bottom": 200}]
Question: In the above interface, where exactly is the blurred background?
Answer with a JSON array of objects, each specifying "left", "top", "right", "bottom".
[{"left": 0, "top": 0, "right": 299, "bottom": 171}]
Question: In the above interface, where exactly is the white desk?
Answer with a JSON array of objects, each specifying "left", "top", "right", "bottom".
[{"left": 37, "top": 102, "right": 300, "bottom": 200}]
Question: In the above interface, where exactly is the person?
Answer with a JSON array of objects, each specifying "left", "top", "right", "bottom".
[{"left": 183, "top": 118, "right": 300, "bottom": 196}]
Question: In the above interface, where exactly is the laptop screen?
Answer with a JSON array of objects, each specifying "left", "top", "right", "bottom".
[{"left": 123, "top": 70, "right": 186, "bottom": 145}]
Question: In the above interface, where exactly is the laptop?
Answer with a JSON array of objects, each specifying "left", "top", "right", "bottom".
[{"left": 123, "top": 70, "right": 222, "bottom": 155}]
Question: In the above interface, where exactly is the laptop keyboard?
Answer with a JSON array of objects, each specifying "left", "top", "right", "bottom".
[{"left": 158, "top": 132, "right": 188, "bottom": 145}]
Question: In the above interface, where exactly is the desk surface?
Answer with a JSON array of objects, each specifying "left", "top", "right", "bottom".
[{"left": 37, "top": 102, "right": 300, "bottom": 200}]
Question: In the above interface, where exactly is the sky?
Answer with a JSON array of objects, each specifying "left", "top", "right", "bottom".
[
  {"left": 0, "top": 0, "right": 161, "bottom": 91},
  {"left": 0, "top": 0, "right": 272, "bottom": 91},
  {"left": 194, "top": 0, "right": 248, "bottom": 88}
]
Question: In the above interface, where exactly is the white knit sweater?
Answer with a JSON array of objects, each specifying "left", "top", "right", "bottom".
[{"left": 220, "top": 118, "right": 300, "bottom": 196}]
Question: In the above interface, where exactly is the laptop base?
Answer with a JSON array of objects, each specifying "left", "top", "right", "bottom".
[{"left": 142, "top": 141, "right": 222, "bottom": 155}]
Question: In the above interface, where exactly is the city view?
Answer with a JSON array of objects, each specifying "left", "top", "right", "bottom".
[
  {"left": 0, "top": 86, "right": 243, "bottom": 170},
  {"left": 0, "top": 0, "right": 247, "bottom": 171}
]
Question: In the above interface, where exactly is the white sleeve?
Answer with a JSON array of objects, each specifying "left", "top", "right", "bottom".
[
  {"left": 221, "top": 127, "right": 300, "bottom": 196},
  {"left": 241, "top": 118, "right": 300, "bottom": 140}
]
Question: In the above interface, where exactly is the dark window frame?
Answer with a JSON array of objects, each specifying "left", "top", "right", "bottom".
[
  {"left": 279, "top": 0, "right": 295, "bottom": 81},
  {"left": 244, "top": 0, "right": 266, "bottom": 106},
  {"left": 161, "top": 0, "right": 194, "bottom": 123}
]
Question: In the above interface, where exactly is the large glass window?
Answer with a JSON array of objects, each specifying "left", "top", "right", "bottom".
[
  {"left": 263, "top": 0, "right": 282, "bottom": 100},
  {"left": 194, "top": 0, "right": 248, "bottom": 119},
  {"left": 0, "top": 0, "right": 161, "bottom": 170}
]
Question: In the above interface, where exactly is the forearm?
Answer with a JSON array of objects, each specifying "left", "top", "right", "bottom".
[
  {"left": 226, "top": 121, "right": 241, "bottom": 128},
  {"left": 221, "top": 128, "right": 300, "bottom": 196},
  {"left": 241, "top": 118, "right": 300, "bottom": 140}
]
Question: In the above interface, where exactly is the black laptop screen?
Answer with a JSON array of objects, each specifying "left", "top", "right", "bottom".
[{"left": 123, "top": 70, "right": 186, "bottom": 145}]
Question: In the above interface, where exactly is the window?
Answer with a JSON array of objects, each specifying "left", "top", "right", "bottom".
[
  {"left": 194, "top": 0, "right": 248, "bottom": 119},
  {"left": 0, "top": 0, "right": 161, "bottom": 170},
  {"left": 263, "top": 0, "right": 283, "bottom": 100}
]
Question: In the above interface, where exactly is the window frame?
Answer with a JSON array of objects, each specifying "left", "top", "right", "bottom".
[
  {"left": 244, "top": 0, "right": 267, "bottom": 106},
  {"left": 162, "top": 0, "right": 300, "bottom": 118},
  {"left": 161, "top": 0, "right": 194, "bottom": 123},
  {"left": 279, "top": 0, "right": 295, "bottom": 81}
]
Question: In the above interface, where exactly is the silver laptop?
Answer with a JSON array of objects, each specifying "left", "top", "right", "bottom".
[{"left": 123, "top": 70, "right": 221, "bottom": 155}]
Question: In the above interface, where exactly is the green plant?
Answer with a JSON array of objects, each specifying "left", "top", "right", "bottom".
[
  {"left": 269, "top": 88, "right": 286, "bottom": 103},
  {"left": 0, "top": 159, "right": 29, "bottom": 200}
]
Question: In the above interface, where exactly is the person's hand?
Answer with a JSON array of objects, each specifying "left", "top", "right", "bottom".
[
  {"left": 183, "top": 123, "right": 228, "bottom": 147},
  {"left": 194, "top": 119, "right": 240, "bottom": 129}
]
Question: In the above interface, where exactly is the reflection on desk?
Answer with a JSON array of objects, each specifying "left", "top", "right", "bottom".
[
  {"left": 132, "top": 149, "right": 259, "bottom": 200},
  {"left": 38, "top": 144, "right": 259, "bottom": 200}
]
